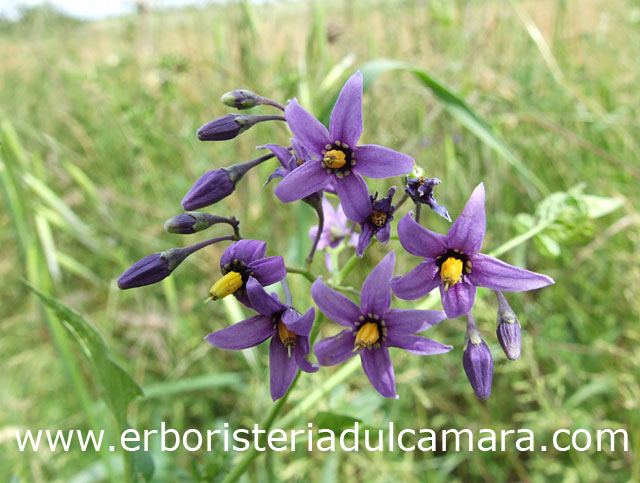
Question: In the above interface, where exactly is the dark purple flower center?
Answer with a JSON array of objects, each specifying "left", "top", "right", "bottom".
[
  {"left": 321, "top": 141, "right": 355, "bottom": 178},
  {"left": 221, "top": 259, "right": 254, "bottom": 287},
  {"left": 436, "top": 250, "right": 472, "bottom": 290},
  {"left": 353, "top": 313, "right": 388, "bottom": 351},
  {"left": 370, "top": 210, "right": 388, "bottom": 227}
]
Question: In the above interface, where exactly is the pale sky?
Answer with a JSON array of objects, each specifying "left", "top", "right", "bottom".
[{"left": 0, "top": 0, "right": 221, "bottom": 20}]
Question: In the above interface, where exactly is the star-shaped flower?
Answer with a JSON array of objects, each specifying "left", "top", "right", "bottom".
[
  {"left": 206, "top": 278, "right": 318, "bottom": 401},
  {"left": 274, "top": 71, "right": 414, "bottom": 222},
  {"left": 311, "top": 251, "right": 451, "bottom": 398},
  {"left": 391, "top": 183, "right": 555, "bottom": 319}
]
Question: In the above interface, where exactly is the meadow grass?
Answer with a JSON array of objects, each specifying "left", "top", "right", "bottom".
[{"left": 1, "top": 0, "right": 639, "bottom": 481}]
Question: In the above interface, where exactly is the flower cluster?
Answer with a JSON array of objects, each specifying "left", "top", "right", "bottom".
[{"left": 117, "top": 71, "right": 554, "bottom": 401}]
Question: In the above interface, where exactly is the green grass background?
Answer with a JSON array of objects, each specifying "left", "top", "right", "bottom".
[{"left": 1, "top": 0, "right": 638, "bottom": 481}]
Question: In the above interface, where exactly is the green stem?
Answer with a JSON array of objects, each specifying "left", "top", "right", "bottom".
[
  {"left": 222, "top": 372, "right": 301, "bottom": 483},
  {"left": 285, "top": 265, "right": 316, "bottom": 283},
  {"left": 331, "top": 253, "right": 359, "bottom": 285},
  {"left": 488, "top": 221, "right": 550, "bottom": 258}
]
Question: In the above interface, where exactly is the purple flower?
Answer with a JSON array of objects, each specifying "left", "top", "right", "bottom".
[
  {"left": 391, "top": 183, "right": 555, "bottom": 319},
  {"left": 274, "top": 71, "right": 414, "bottom": 222},
  {"left": 206, "top": 278, "right": 318, "bottom": 401},
  {"left": 212, "top": 240, "right": 286, "bottom": 308},
  {"left": 311, "top": 252, "right": 451, "bottom": 398},
  {"left": 308, "top": 197, "right": 358, "bottom": 271},
  {"left": 355, "top": 186, "right": 396, "bottom": 257},
  {"left": 404, "top": 176, "right": 451, "bottom": 221}
]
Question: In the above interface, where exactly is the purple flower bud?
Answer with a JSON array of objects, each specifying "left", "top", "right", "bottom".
[
  {"left": 181, "top": 169, "right": 235, "bottom": 210},
  {"left": 462, "top": 314, "right": 493, "bottom": 400},
  {"left": 196, "top": 114, "right": 285, "bottom": 141},
  {"left": 495, "top": 291, "right": 521, "bottom": 360},
  {"left": 117, "top": 248, "right": 186, "bottom": 289},
  {"left": 164, "top": 212, "right": 228, "bottom": 234}
]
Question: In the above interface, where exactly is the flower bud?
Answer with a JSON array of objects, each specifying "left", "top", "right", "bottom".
[
  {"left": 117, "top": 248, "right": 187, "bottom": 289},
  {"left": 181, "top": 169, "right": 235, "bottom": 210},
  {"left": 164, "top": 212, "right": 228, "bottom": 234},
  {"left": 495, "top": 291, "right": 521, "bottom": 360},
  {"left": 196, "top": 114, "right": 252, "bottom": 141},
  {"left": 462, "top": 314, "right": 493, "bottom": 400},
  {"left": 221, "top": 89, "right": 262, "bottom": 109}
]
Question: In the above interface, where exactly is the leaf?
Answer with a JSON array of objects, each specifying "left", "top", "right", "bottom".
[
  {"left": 358, "top": 59, "right": 548, "bottom": 197},
  {"left": 579, "top": 194, "right": 625, "bottom": 219},
  {"left": 25, "top": 283, "right": 143, "bottom": 426}
]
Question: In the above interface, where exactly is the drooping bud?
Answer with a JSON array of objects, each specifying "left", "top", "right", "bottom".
[
  {"left": 462, "top": 313, "right": 493, "bottom": 400},
  {"left": 221, "top": 89, "right": 284, "bottom": 111},
  {"left": 495, "top": 291, "right": 522, "bottom": 360},
  {"left": 181, "top": 153, "right": 276, "bottom": 210},
  {"left": 117, "top": 248, "right": 187, "bottom": 289},
  {"left": 196, "top": 114, "right": 285, "bottom": 141},
  {"left": 164, "top": 212, "right": 230, "bottom": 234}
]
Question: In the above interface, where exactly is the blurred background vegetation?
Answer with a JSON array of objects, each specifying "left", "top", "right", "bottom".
[{"left": 1, "top": 0, "right": 638, "bottom": 481}]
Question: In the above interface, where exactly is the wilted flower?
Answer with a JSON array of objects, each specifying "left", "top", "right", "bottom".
[
  {"left": 404, "top": 175, "right": 451, "bottom": 221},
  {"left": 312, "top": 252, "right": 451, "bottom": 398},
  {"left": 462, "top": 313, "right": 493, "bottom": 400},
  {"left": 391, "top": 183, "right": 555, "bottom": 319},
  {"left": 274, "top": 71, "right": 414, "bottom": 222},
  {"left": 355, "top": 186, "right": 396, "bottom": 257},
  {"left": 208, "top": 239, "right": 286, "bottom": 308},
  {"left": 308, "top": 197, "right": 358, "bottom": 271},
  {"left": 495, "top": 290, "right": 521, "bottom": 360},
  {"left": 206, "top": 277, "right": 317, "bottom": 401}
]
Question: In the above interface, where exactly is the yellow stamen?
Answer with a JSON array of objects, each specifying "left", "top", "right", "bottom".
[
  {"left": 354, "top": 322, "right": 380, "bottom": 351},
  {"left": 208, "top": 271, "right": 243, "bottom": 301},
  {"left": 370, "top": 210, "right": 388, "bottom": 227},
  {"left": 441, "top": 257, "right": 463, "bottom": 292},
  {"left": 323, "top": 149, "right": 347, "bottom": 169},
  {"left": 278, "top": 320, "right": 297, "bottom": 358}
]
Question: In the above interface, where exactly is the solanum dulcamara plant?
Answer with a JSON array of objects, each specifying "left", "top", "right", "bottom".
[{"left": 118, "top": 71, "right": 554, "bottom": 403}]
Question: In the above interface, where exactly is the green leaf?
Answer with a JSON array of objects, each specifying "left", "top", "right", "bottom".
[
  {"left": 358, "top": 59, "right": 548, "bottom": 197},
  {"left": 579, "top": 194, "right": 625, "bottom": 219},
  {"left": 24, "top": 283, "right": 143, "bottom": 426}
]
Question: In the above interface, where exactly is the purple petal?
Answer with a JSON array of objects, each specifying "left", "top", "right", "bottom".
[
  {"left": 397, "top": 213, "right": 447, "bottom": 259},
  {"left": 390, "top": 261, "right": 440, "bottom": 300},
  {"left": 360, "top": 347, "right": 396, "bottom": 398},
  {"left": 282, "top": 307, "right": 315, "bottom": 337},
  {"left": 375, "top": 222, "right": 391, "bottom": 244},
  {"left": 220, "top": 239, "right": 266, "bottom": 268},
  {"left": 311, "top": 279, "right": 360, "bottom": 328},
  {"left": 265, "top": 167, "right": 289, "bottom": 185},
  {"left": 356, "top": 222, "right": 375, "bottom": 257},
  {"left": 361, "top": 251, "right": 395, "bottom": 316},
  {"left": 384, "top": 309, "right": 447, "bottom": 335},
  {"left": 294, "top": 340, "right": 319, "bottom": 373},
  {"left": 446, "top": 183, "right": 486, "bottom": 254},
  {"left": 284, "top": 98, "right": 330, "bottom": 158},
  {"left": 249, "top": 256, "right": 286, "bottom": 286},
  {"left": 329, "top": 71, "right": 363, "bottom": 147},
  {"left": 274, "top": 160, "right": 331, "bottom": 203},
  {"left": 354, "top": 144, "right": 414, "bottom": 179},
  {"left": 246, "top": 277, "right": 285, "bottom": 316},
  {"left": 259, "top": 143, "right": 294, "bottom": 168},
  {"left": 269, "top": 336, "right": 298, "bottom": 401},
  {"left": 205, "top": 315, "right": 274, "bottom": 350},
  {"left": 335, "top": 173, "right": 371, "bottom": 223},
  {"left": 440, "top": 281, "right": 476, "bottom": 319},
  {"left": 467, "top": 253, "right": 555, "bottom": 292},
  {"left": 385, "top": 334, "right": 453, "bottom": 355},
  {"left": 313, "top": 330, "right": 357, "bottom": 366}
]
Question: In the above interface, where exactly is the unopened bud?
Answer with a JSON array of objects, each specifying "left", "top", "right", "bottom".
[
  {"left": 164, "top": 212, "right": 229, "bottom": 234},
  {"left": 196, "top": 114, "right": 284, "bottom": 141},
  {"left": 117, "top": 248, "right": 187, "bottom": 289},
  {"left": 495, "top": 291, "right": 521, "bottom": 360},
  {"left": 181, "top": 169, "right": 235, "bottom": 210},
  {"left": 462, "top": 314, "right": 493, "bottom": 400},
  {"left": 221, "top": 89, "right": 262, "bottom": 109}
]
